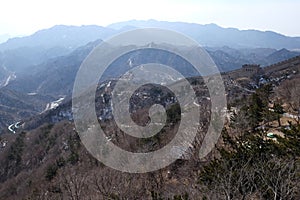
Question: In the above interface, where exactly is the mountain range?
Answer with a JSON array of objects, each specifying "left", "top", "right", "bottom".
[
  {"left": 0, "top": 20, "right": 300, "bottom": 74},
  {"left": 0, "top": 20, "right": 299, "bottom": 200},
  {"left": 2, "top": 20, "right": 300, "bottom": 51},
  {"left": 0, "top": 20, "right": 300, "bottom": 131},
  {"left": 108, "top": 20, "right": 300, "bottom": 49},
  {"left": 0, "top": 20, "right": 299, "bottom": 75}
]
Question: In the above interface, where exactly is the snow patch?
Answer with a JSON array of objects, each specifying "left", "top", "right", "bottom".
[
  {"left": 44, "top": 97, "right": 65, "bottom": 112},
  {"left": 3, "top": 73, "right": 16, "bottom": 87}
]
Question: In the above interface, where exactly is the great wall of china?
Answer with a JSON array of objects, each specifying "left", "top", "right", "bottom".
[{"left": 221, "top": 55, "right": 300, "bottom": 80}]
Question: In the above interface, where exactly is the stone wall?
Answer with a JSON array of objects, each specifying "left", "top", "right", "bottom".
[
  {"left": 221, "top": 64, "right": 261, "bottom": 80},
  {"left": 221, "top": 55, "right": 300, "bottom": 81},
  {"left": 263, "top": 56, "right": 300, "bottom": 75}
]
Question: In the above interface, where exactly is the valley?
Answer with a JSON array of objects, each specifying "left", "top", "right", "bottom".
[{"left": 0, "top": 20, "right": 299, "bottom": 199}]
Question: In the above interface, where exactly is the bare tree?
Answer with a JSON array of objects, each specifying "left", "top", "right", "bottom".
[
  {"left": 90, "top": 168, "right": 132, "bottom": 199},
  {"left": 199, "top": 156, "right": 258, "bottom": 200},
  {"left": 278, "top": 76, "right": 300, "bottom": 124},
  {"left": 60, "top": 169, "right": 88, "bottom": 200},
  {"left": 255, "top": 158, "right": 299, "bottom": 200}
]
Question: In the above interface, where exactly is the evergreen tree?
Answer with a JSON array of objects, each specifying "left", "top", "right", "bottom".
[{"left": 273, "top": 101, "right": 284, "bottom": 127}]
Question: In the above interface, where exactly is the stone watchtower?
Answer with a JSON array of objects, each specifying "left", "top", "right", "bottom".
[{"left": 242, "top": 64, "right": 261, "bottom": 77}]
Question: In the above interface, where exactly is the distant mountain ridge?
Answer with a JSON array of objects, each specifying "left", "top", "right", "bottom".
[
  {"left": 206, "top": 47, "right": 300, "bottom": 71},
  {"left": 0, "top": 25, "right": 115, "bottom": 51},
  {"left": 0, "top": 19, "right": 299, "bottom": 128},
  {"left": 0, "top": 26, "right": 115, "bottom": 74},
  {"left": 108, "top": 20, "right": 300, "bottom": 49},
  {"left": 4, "top": 38, "right": 300, "bottom": 98},
  {"left": 1, "top": 20, "right": 300, "bottom": 51},
  {"left": 0, "top": 20, "right": 299, "bottom": 76}
]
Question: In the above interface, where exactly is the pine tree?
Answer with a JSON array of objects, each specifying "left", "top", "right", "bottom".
[{"left": 273, "top": 101, "right": 284, "bottom": 127}]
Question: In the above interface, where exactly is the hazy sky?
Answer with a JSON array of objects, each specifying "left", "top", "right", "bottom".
[{"left": 0, "top": 0, "right": 299, "bottom": 37}]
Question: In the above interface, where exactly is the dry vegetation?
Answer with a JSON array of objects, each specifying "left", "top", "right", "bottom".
[{"left": 0, "top": 65, "right": 299, "bottom": 199}]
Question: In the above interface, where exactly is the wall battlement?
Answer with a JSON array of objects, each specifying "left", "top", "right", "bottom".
[
  {"left": 263, "top": 55, "right": 300, "bottom": 74},
  {"left": 222, "top": 55, "right": 300, "bottom": 80}
]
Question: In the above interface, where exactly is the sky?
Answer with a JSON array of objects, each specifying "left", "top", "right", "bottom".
[{"left": 0, "top": 0, "right": 299, "bottom": 39}]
